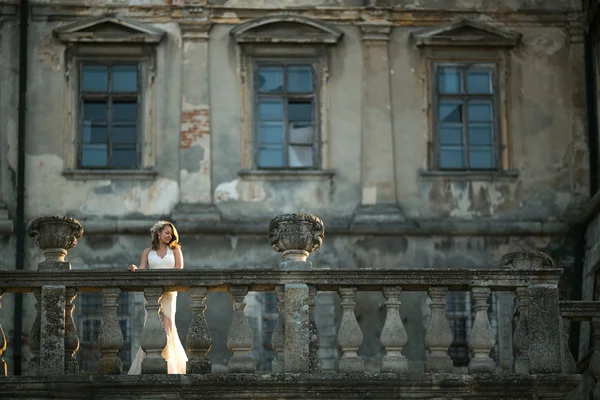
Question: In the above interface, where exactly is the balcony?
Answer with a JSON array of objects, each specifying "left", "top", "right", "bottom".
[{"left": 0, "top": 214, "right": 595, "bottom": 399}]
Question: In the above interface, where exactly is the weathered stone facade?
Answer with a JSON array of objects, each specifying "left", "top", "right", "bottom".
[{"left": 0, "top": 1, "right": 597, "bottom": 397}]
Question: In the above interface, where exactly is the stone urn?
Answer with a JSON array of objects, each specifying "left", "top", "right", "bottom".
[
  {"left": 27, "top": 216, "right": 84, "bottom": 265},
  {"left": 268, "top": 213, "right": 324, "bottom": 262},
  {"left": 500, "top": 250, "right": 554, "bottom": 270}
]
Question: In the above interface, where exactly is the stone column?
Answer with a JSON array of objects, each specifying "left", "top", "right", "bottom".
[
  {"left": 26, "top": 288, "right": 42, "bottom": 376},
  {"left": 354, "top": 22, "right": 403, "bottom": 223},
  {"left": 227, "top": 285, "right": 255, "bottom": 373},
  {"left": 186, "top": 286, "right": 212, "bottom": 374},
  {"left": 0, "top": 290, "right": 6, "bottom": 376},
  {"left": 425, "top": 287, "right": 453, "bottom": 372},
  {"left": 380, "top": 286, "right": 408, "bottom": 372},
  {"left": 337, "top": 286, "right": 364, "bottom": 372},
  {"left": 64, "top": 288, "right": 80, "bottom": 374},
  {"left": 308, "top": 285, "right": 320, "bottom": 372},
  {"left": 284, "top": 284, "right": 310, "bottom": 373},
  {"left": 468, "top": 287, "right": 496, "bottom": 374},
  {"left": 97, "top": 288, "right": 124, "bottom": 375},
  {"left": 501, "top": 251, "right": 561, "bottom": 374},
  {"left": 271, "top": 286, "right": 285, "bottom": 372},
  {"left": 512, "top": 287, "right": 530, "bottom": 374},
  {"left": 141, "top": 288, "right": 168, "bottom": 374},
  {"left": 173, "top": 21, "right": 220, "bottom": 222},
  {"left": 40, "top": 285, "right": 66, "bottom": 375}
]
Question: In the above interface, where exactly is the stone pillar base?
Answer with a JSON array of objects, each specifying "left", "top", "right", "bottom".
[
  {"left": 38, "top": 261, "right": 71, "bottom": 272},
  {"left": 187, "top": 357, "right": 211, "bottom": 374},
  {"left": 514, "top": 357, "right": 531, "bottom": 374},
  {"left": 228, "top": 356, "right": 254, "bottom": 373},
  {"left": 381, "top": 355, "right": 408, "bottom": 373},
  {"left": 141, "top": 357, "right": 167, "bottom": 374},
  {"left": 426, "top": 355, "right": 453, "bottom": 372},
  {"left": 338, "top": 356, "right": 364, "bottom": 372},
  {"left": 97, "top": 358, "right": 123, "bottom": 375},
  {"left": 469, "top": 357, "right": 495, "bottom": 374}
]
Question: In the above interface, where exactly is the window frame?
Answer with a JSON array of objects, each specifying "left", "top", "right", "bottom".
[
  {"left": 77, "top": 60, "right": 142, "bottom": 170},
  {"left": 252, "top": 60, "right": 320, "bottom": 170},
  {"left": 432, "top": 62, "right": 501, "bottom": 171}
]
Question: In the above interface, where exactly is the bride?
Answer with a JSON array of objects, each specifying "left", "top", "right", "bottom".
[{"left": 127, "top": 220, "right": 188, "bottom": 374}]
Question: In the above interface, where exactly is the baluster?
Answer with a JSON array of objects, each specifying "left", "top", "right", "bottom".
[
  {"left": 380, "top": 286, "right": 408, "bottom": 372},
  {"left": 26, "top": 289, "right": 42, "bottom": 375},
  {"left": 141, "top": 288, "right": 168, "bottom": 374},
  {"left": 590, "top": 316, "right": 600, "bottom": 399},
  {"left": 271, "top": 286, "right": 285, "bottom": 372},
  {"left": 40, "top": 285, "right": 66, "bottom": 375},
  {"left": 0, "top": 290, "right": 6, "bottom": 376},
  {"left": 64, "top": 288, "right": 79, "bottom": 374},
  {"left": 97, "top": 288, "right": 124, "bottom": 375},
  {"left": 308, "top": 285, "right": 320, "bottom": 372},
  {"left": 186, "top": 286, "right": 211, "bottom": 374},
  {"left": 468, "top": 287, "right": 496, "bottom": 374},
  {"left": 561, "top": 317, "right": 576, "bottom": 374},
  {"left": 337, "top": 286, "right": 364, "bottom": 372},
  {"left": 425, "top": 287, "right": 453, "bottom": 372},
  {"left": 513, "top": 287, "right": 530, "bottom": 374},
  {"left": 227, "top": 285, "right": 255, "bottom": 373}
]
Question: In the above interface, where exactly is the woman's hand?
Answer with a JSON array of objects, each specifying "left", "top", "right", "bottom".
[{"left": 128, "top": 264, "right": 138, "bottom": 272}]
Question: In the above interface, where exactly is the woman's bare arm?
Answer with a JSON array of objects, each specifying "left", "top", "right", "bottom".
[
  {"left": 174, "top": 247, "right": 183, "bottom": 269},
  {"left": 128, "top": 248, "right": 150, "bottom": 271}
]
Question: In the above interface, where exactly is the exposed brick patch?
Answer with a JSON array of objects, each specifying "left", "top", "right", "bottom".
[{"left": 180, "top": 106, "right": 210, "bottom": 149}]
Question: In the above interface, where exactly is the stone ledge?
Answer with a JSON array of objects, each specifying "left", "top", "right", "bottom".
[
  {"left": 238, "top": 169, "right": 336, "bottom": 181},
  {"left": 62, "top": 169, "right": 158, "bottom": 181},
  {"left": 0, "top": 373, "right": 581, "bottom": 399},
  {"left": 75, "top": 217, "right": 569, "bottom": 236},
  {"left": 559, "top": 300, "right": 600, "bottom": 320},
  {"left": 0, "top": 267, "right": 564, "bottom": 293},
  {"left": 419, "top": 169, "right": 520, "bottom": 181}
]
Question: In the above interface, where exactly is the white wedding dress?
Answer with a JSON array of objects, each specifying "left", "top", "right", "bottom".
[{"left": 127, "top": 247, "right": 188, "bottom": 374}]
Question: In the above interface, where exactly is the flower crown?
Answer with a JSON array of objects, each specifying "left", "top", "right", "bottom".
[{"left": 150, "top": 220, "right": 170, "bottom": 236}]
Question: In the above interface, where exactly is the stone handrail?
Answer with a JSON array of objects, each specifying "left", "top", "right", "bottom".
[{"left": 0, "top": 214, "right": 580, "bottom": 400}]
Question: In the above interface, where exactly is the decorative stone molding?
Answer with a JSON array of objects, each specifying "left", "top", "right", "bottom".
[
  {"left": 268, "top": 213, "right": 325, "bottom": 262},
  {"left": 179, "top": 20, "right": 213, "bottom": 41},
  {"left": 53, "top": 15, "right": 166, "bottom": 44},
  {"left": 411, "top": 19, "right": 522, "bottom": 48},
  {"left": 28, "top": 216, "right": 84, "bottom": 267},
  {"left": 500, "top": 251, "right": 554, "bottom": 270},
  {"left": 360, "top": 21, "right": 392, "bottom": 41},
  {"left": 186, "top": 286, "right": 212, "bottom": 374},
  {"left": 230, "top": 14, "right": 343, "bottom": 45}
]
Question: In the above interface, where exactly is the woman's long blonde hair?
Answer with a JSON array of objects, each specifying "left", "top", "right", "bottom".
[{"left": 150, "top": 220, "right": 180, "bottom": 251}]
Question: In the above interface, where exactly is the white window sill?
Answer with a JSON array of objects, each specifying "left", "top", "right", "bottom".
[
  {"left": 238, "top": 169, "right": 336, "bottom": 181},
  {"left": 419, "top": 169, "right": 519, "bottom": 180},
  {"left": 62, "top": 169, "right": 158, "bottom": 181}
]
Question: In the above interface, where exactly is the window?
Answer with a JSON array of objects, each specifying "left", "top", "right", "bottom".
[
  {"left": 255, "top": 64, "right": 317, "bottom": 169},
  {"left": 79, "top": 63, "right": 140, "bottom": 169},
  {"left": 434, "top": 64, "right": 498, "bottom": 170}
]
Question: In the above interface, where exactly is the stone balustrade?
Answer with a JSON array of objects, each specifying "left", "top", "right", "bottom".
[{"left": 0, "top": 215, "right": 584, "bottom": 399}]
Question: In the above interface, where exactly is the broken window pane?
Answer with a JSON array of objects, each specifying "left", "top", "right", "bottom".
[
  {"left": 112, "top": 65, "right": 138, "bottom": 92},
  {"left": 288, "top": 66, "right": 313, "bottom": 93},
  {"left": 439, "top": 101, "right": 463, "bottom": 123},
  {"left": 258, "top": 146, "right": 284, "bottom": 168},
  {"left": 258, "top": 122, "right": 284, "bottom": 144},
  {"left": 81, "top": 144, "right": 108, "bottom": 168},
  {"left": 289, "top": 145, "right": 313, "bottom": 167},
  {"left": 467, "top": 68, "right": 493, "bottom": 94},
  {"left": 82, "top": 65, "right": 108, "bottom": 92},
  {"left": 439, "top": 147, "right": 465, "bottom": 169},
  {"left": 258, "top": 66, "right": 283, "bottom": 93},
  {"left": 438, "top": 67, "right": 462, "bottom": 94},
  {"left": 290, "top": 124, "right": 313, "bottom": 145},
  {"left": 259, "top": 99, "right": 284, "bottom": 121},
  {"left": 469, "top": 148, "right": 494, "bottom": 169},
  {"left": 469, "top": 123, "right": 493, "bottom": 146},
  {"left": 288, "top": 101, "right": 312, "bottom": 122}
]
